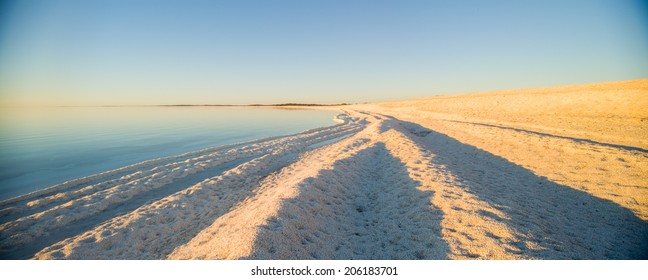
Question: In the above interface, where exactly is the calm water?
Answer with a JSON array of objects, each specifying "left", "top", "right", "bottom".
[{"left": 0, "top": 107, "right": 336, "bottom": 200}]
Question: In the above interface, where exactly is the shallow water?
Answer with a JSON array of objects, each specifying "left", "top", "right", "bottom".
[{"left": 0, "top": 106, "right": 336, "bottom": 200}]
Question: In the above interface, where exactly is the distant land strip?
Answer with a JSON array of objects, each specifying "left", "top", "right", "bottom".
[{"left": 0, "top": 103, "right": 356, "bottom": 108}]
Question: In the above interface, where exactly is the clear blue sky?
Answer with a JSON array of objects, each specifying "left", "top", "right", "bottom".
[{"left": 1, "top": 0, "right": 646, "bottom": 105}]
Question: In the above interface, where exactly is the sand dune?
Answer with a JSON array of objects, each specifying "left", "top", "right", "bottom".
[{"left": 1, "top": 79, "right": 646, "bottom": 259}]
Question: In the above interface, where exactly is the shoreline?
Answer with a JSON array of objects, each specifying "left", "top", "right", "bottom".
[{"left": 1, "top": 79, "right": 646, "bottom": 259}]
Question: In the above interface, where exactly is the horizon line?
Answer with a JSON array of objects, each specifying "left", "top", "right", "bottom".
[{"left": 0, "top": 102, "right": 358, "bottom": 109}]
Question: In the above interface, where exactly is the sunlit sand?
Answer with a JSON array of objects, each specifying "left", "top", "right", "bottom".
[{"left": 1, "top": 79, "right": 646, "bottom": 259}]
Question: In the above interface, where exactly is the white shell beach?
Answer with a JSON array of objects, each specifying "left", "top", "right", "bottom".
[{"left": 1, "top": 79, "right": 646, "bottom": 260}]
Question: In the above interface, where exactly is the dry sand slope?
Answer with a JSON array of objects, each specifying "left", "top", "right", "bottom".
[{"left": 1, "top": 79, "right": 646, "bottom": 259}]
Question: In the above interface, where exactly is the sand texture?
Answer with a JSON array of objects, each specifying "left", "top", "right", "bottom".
[{"left": 1, "top": 79, "right": 646, "bottom": 259}]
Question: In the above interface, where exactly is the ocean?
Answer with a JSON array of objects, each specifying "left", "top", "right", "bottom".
[{"left": 0, "top": 106, "right": 336, "bottom": 200}]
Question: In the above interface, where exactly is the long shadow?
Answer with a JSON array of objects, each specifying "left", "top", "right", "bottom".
[
  {"left": 446, "top": 120, "right": 648, "bottom": 154},
  {"left": 0, "top": 157, "right": 253, "bottom": 259},
  {"left": 394, "top": 118, "right": 648, "bottom": 259},
  {"left": 245, "top": 143, "right": 450, "bottom": 259}
]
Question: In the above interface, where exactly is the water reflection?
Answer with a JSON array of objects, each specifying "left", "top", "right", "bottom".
[{"left": 0, "top": 106, "right": 335, "bottom": 200}]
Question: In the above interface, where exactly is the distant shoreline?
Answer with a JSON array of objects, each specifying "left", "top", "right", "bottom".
[
  {"left": 0, "top": 103, "right": 354, "bottom": 109},
  {"left": 4, "top": 78, "right": 645, "bottom": 109},
  {"left": 107, "top": 103, "right": 352, "bottom": 107}
]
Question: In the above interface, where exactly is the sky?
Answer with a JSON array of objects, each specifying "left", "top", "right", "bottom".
[{"left": 0, "top": 0, "right": 647, "bottom": 106}]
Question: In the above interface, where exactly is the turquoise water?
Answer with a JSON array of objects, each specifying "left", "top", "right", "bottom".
[{"left": 0, "top": 107, "right": 336, "bottom": 200}]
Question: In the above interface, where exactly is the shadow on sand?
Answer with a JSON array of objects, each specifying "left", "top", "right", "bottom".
[
  {"left": 395, "top": 118, "right": 648, "bottom": 259},
  {"left": 446, "top": 120, "right": 648, "bottom": 153},
  {"left": 246, "top": 113, "right": 647, "bottom": 259},
  {"left": 246, "top": 143, "right": 450, "bottom": 259}
]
